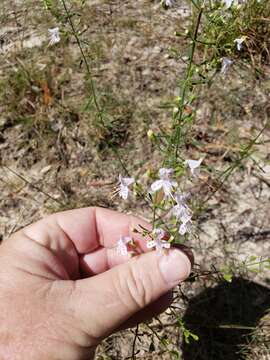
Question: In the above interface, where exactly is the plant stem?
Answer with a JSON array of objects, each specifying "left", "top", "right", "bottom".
[
  {"left": 174, "top": 6, "right": 203, "bottom": 159},
  {"left": 202, "top": 122, "right": 268, "bottom": 205},
  {"left": 60, "top": 0, "right": 104, "bottom": 126},
  {"left": 60, "top": 0, "right": 133, "bottom": 177},
  {"left": 164, "top": 3, "right": 203, "bottom": 165},
  {"left": 131, "top": 324, "right": 139, "bottom": 360},
  {"left": 3, "top": 166, "right": 63, "bottom": 205}
]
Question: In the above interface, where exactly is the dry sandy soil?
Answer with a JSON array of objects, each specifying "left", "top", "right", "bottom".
[{"left": 0, "top": 0, "right": 269, "bottom": 359}]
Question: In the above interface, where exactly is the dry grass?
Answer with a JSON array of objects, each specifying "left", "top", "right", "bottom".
[{"left": 0, "top": 1, "right": 270, "bottom": 359}]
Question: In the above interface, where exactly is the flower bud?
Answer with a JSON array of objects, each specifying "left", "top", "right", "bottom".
[
  {"left": 173, "top": 107, "right": 178, "bottom": 115},
  {"left": 147, "top": 129, "right": 155, "bottom": 140},
  {"left": 146, "top": 169, "right": 153, "bottom": 178}
]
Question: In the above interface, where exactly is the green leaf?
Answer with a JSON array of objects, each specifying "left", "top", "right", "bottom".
[
  {"left": 161, "top": 336, "right": 169, "bottom": 346},
  {"left": 170, "top": 349, "right": 182, "bottom": 359},
  {"left": 43, "top": 0, "right": 52, "bottom": 9},
  {"left": 223, "top": 273, "right": 233, "bottom": 283},
  {"left": 190, "top": 332, "right": 199, "bottom": 341},
  {"left": 183, "top": 329, "right": 199, "bottom": 344},
  {"left": 149, "top": 342, "right": 155, "bottom": 352}
]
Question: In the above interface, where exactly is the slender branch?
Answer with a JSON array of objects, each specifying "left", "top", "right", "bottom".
[
  {"left": 132, "top": 324, "right": 139, "bottom": 360},
  {"left": 202, "top": 122, "right": 269, "bottom": 205},
  {"left": 174, "top": 6, "right": 203, "bottom": 159},
  {"left": 60, "top": 0, "right": 132, "bottom": 177},
  {"left": 60, "top": 0, "right": 103, "bottom": 124},
  {"left": 3, "top": 166, "right": 63, "bottom": 205},
  {"left": 164, "top": 4, "right": 203, "bottom": 164},
  {"left": 187, "top": 258, "right": 270, "bottom": 282}
]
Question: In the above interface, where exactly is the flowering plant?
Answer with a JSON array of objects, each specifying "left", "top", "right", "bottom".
[{"left": 115, "top": 159, "right": 202, "bottom": 257}]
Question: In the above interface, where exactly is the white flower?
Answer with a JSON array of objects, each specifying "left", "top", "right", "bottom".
[
  {"left": 179, "top": 212, "right": 192, "bottom": 235},
  {"left": 164, "top": 0, "right": 174, "bottom": 7},
  {"left": 172, "top": 193, "right": 193, "bottom": 221},
  {"left": 185, "top": 158, "right": 203, "bottom": 177},
  {"left": 151, "top": 168, "right": 177, "bottom": 198},
  {"left": 171, "top": 193, "right": 193, "bottom": 235},
  {"left": 48, "top": 27, "right": 60, "bottom": 46},
  {"left": 118, "top": 175, "right": 134, "bottom": 200},
  {"left": 116, "top": 235, "right": 132, "bottom": 256},
  {"left": 147, "top": 228, "right": 170, "bottom": 254},
  {"left": 179, "top": 220, "right": 192, "bottom": 235},
  {"left": 224, "top": 0, "right": 233, "bottom": 8},
  {"left": 234, "top": 37, "right": 245, "bottom": 51},
  {"left": 221, "top": 57, "right": 233, "bottom": 75}
]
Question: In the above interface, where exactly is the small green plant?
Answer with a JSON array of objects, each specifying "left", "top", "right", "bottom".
[
  {"left": 41, "top": 0, "right": 270, "bottom": 356},
  {"left": 6, "top": 0, "right": 268, "bottom": 357},
  {"left": 197, "top": 0, "right": 270, "bottom": 68}
]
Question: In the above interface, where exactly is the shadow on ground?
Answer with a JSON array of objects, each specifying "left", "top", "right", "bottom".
[{"left": 182, "top": 277, "right": 270, "bottom": 360}]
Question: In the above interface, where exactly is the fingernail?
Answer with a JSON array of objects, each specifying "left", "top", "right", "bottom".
[{"left": 159, "top": 249, "right": 191, "bottom": 285}]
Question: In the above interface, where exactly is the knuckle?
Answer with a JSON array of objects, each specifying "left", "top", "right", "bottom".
[{"left": 115, "top": 262, "right": 153, "bottom": 311}]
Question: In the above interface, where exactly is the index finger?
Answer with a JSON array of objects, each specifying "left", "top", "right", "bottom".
[{"left": 22, "top": 207, "right": 151, "bottom": 255}]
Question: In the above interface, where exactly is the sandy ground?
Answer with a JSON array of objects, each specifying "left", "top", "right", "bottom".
[{"left": 0, "top": 1, "right": 269, "bottom": 359}]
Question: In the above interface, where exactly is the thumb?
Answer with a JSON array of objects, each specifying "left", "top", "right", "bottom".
[{"left": 70, "top": 248, "right": 191, "bottom": 341}]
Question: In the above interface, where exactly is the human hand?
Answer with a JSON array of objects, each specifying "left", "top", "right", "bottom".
[{"left": 0, "top": 207, "right": 192, "bottom": 360}]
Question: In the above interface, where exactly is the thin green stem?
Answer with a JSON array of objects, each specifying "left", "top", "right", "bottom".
[
  {"left": 60, "top": 0, "right": 132, "bottom": 177},
  {"left": 174, "top": 7, "right": 203, "bottom": 159},
  {"left": 60, "top": 0, "right": 104, "bottom": 125},
  {"left": 202, "top": 122, "right": 268, "bottom": 205},
  {"left": 188, "top": 257, "right": 270, "bottom": 282},
  {"left": 164, "top": 4, "right": 203, "bottom": 165}
]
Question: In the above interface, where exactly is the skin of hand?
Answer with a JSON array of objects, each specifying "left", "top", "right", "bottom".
[{"left": 0, "top": 207, "right": 192, "bottom": 360}]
